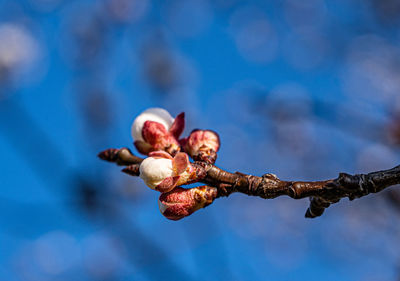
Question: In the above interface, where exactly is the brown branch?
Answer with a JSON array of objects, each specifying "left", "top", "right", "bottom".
[
  {"left": 98, "top": 148, "right": 400, "bottom": 218},
  {"left": 98, "top": 147, "right": 143, "bottom": 165}
]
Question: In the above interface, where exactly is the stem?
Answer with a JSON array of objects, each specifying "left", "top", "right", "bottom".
[{"left": 99, "top": 148, "right": 400, "bottom": 218}]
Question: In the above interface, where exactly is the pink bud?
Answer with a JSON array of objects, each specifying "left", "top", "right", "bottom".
[
  {"left": 158, "top": 186, "right": 217, "bottom": 220},
  {"left": 131, "top": 108, "right": 185, "bottom": 156},
  {"left": 140, "top": 120, "right": 181, "bottom": 155},
  {"left": 181, "top": 130, "right": 220, "bottom": 164}
]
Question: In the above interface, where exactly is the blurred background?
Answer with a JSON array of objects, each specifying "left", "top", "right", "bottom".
[{"left": 1, "top": 0, "right": 400, "bottom": 280}]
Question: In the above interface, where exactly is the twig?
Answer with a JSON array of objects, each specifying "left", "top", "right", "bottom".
[{"left": 99, "top": 148, "right": 400, "bottom": 218}]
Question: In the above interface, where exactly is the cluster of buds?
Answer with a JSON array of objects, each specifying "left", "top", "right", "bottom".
[{"left": 130, "top": 108, "right": 221, "bottom": 220}]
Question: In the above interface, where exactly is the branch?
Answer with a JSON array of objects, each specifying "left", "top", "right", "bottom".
[
  {"left": 98, "top": 147, "right": 143, "bottom": 165},
  {"left": 98, "top": 148, "right": 400, "bottom": 218}
]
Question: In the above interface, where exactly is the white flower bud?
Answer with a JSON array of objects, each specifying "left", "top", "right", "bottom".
[
  {"left": 139, "top": 157, "right": 173, "bottom": 189},
  {"left": 138, "top": 151, "right": 198, "bottom": 193},
  {"left": 131, "top": 108, "right": 174, "bottom": 142}
]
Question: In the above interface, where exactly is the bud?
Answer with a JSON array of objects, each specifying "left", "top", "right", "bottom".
[
  {"left": 139, "top": 151, "right": 197, "bottom": 192},
  {"left": 158, "top": 186, "right": 218, "bottom": 220},
  {"left": 181, "top": 129, "right": 220, "bottom": 164},
  {"left": 131, "top": 108, "right": 185, "bottom": 155}
]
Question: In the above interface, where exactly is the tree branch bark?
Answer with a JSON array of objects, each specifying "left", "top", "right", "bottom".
[{"left": 99, "top": 148, "right": 400, "bottom": 218}]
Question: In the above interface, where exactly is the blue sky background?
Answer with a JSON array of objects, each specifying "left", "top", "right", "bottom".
[{"left": 1, "top": 0, "right": 400, "bottom": 280}]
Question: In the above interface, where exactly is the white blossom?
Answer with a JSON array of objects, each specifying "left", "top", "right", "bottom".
[
  {"left": 131, "top": 108, "right": 174, "bottom": 142},
  {"left": 139, "top": 157, "right": 173, "bottom": 189}
]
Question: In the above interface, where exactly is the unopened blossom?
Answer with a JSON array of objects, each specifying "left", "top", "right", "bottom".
[
  {"left": 139, "top": 151, "right": 197, "bottom": 192},
  {"left": 158, "top": 186, "right": 217, "bottom": 220},
  {"left": 181, "top": 129, "right": 220, "bottom": 163},
  {"left": 131, "top": 108, "right": 185, "bottom": 155}
]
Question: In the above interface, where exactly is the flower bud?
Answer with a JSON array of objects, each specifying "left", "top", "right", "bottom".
[
  {"left": 139, "top": 151, "right": 197, "bottom": 192},
  {"left": 181, "top": 129, "right": 220, "bottom": 164},
  {"left": 158, "top": 186, "right": 218, "bottom": 220},
  {"left": 131, "top": 108, "right": 185, "bottom": 155}
]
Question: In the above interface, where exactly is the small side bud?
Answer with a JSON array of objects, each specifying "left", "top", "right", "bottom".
[
  {"left": 182, "top": 130, "right": 220, "bottom": 164},
  {"left": 158, "top": 186, "right": 217, "bottom": 220},
  {"left": 98, "top": 147, "right": 142, "bottom": 165},
  {"left": 122, "top": 164, "right": 140, "bottom": 176},
  {"left": 98, "top": 148, "right": 119, "bottom": 162}
]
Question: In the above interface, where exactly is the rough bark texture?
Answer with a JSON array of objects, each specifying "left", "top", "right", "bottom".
[{"left": 98, "top": 148, "right": 400, "bottom": 218}]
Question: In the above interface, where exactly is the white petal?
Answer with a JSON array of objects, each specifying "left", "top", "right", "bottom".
[
  {"left": 139, "top": 157, "right": 173, "bottom": 189},
  {"left": 131, "top": 108, "right": 174, "bottom": 142}
]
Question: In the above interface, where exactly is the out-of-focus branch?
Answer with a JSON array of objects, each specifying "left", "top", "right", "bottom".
[{"left": 99, "top": 148, "right": 400, "bottom": 218}]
